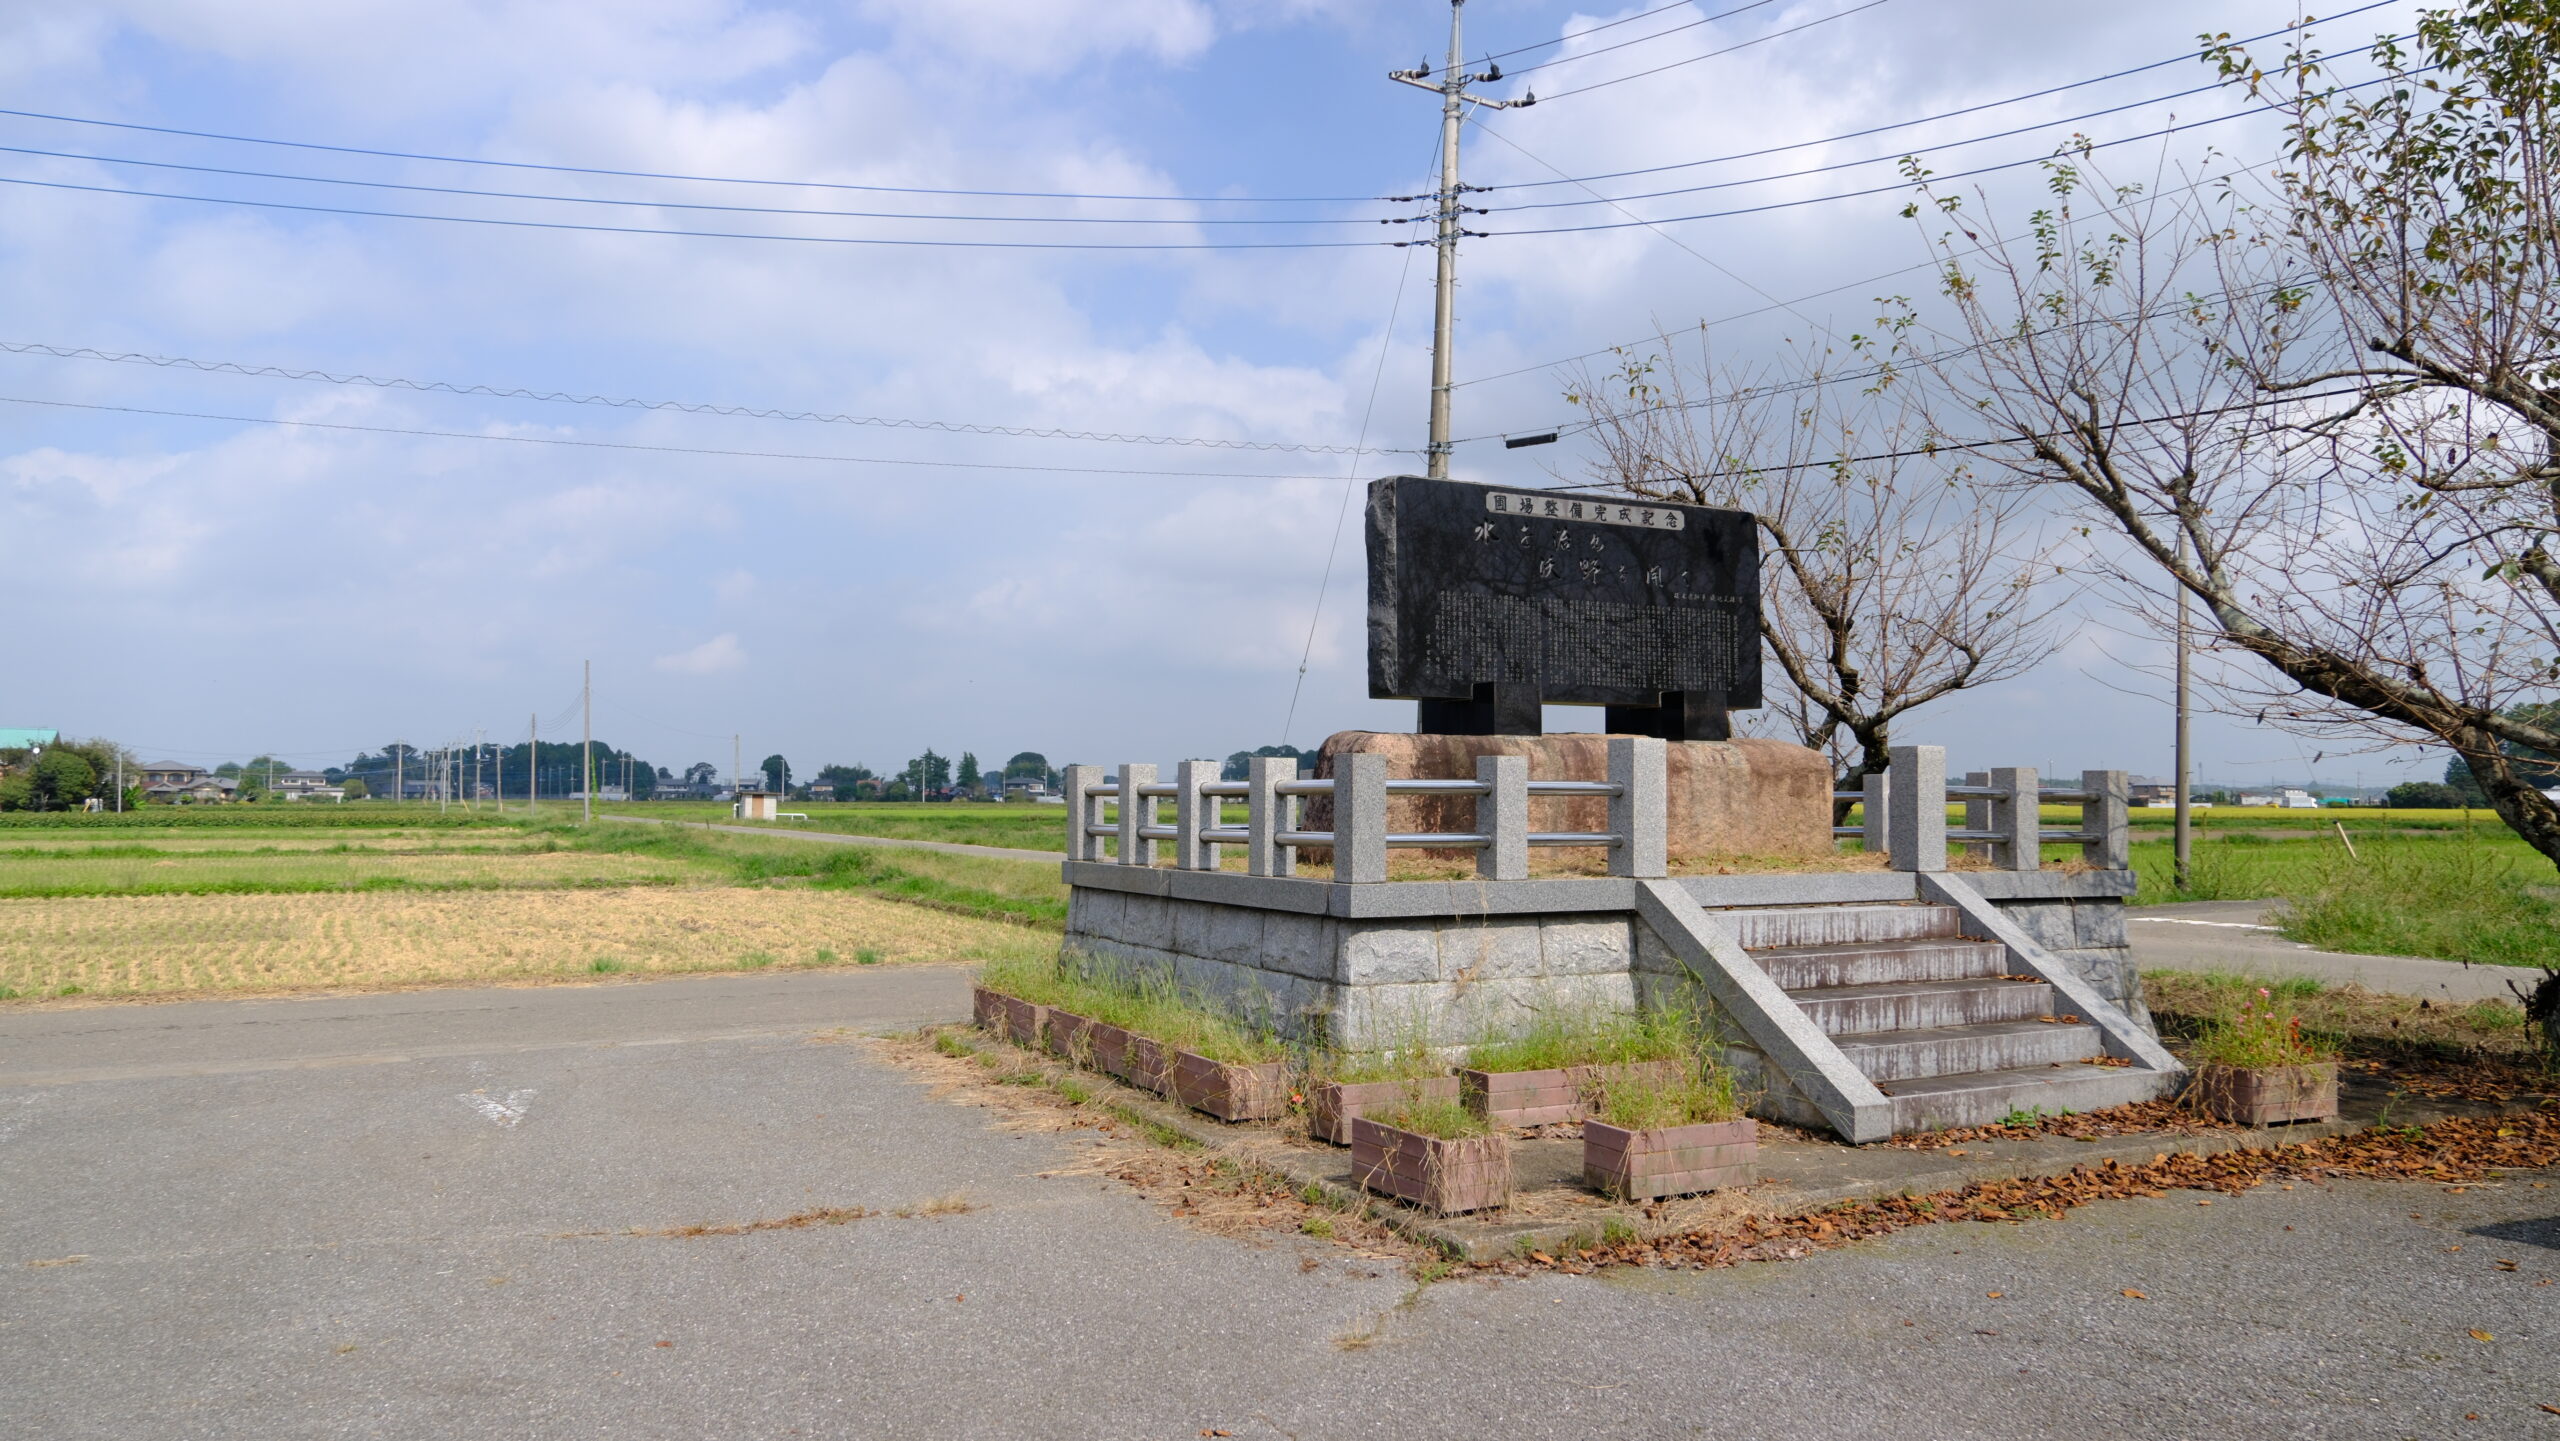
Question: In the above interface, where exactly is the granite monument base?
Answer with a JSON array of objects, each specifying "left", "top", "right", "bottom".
[{"left": 1307, "top": 731, "right": 1833, "bottom": 864}]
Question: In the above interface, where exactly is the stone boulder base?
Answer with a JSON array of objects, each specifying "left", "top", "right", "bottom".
[{"left": 1310, "top": 731, "right": 1832, "bottom": 865}]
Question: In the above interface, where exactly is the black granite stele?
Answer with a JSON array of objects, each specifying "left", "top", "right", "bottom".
[{"left": 1365, "top": 475, "right": 1762, "bottom": 738}]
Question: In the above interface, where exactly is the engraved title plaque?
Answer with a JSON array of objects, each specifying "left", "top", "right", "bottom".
[{"left": 1365, "top": 475, "right": 1761, "bottom": 737}]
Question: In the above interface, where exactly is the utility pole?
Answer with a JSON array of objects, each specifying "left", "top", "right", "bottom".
[
  {"left": 529, "top": 713, "right": 538, "bottom": 815},
  {"left": 734, "top": 734, "right": 741, "bottom": 797},
  {"left": 2174, "top": 531, "right": 2194, "bottom": 891},
  {"left": 582, "top": 660, "right": 593, "bottom": 826},
  {"left": 1391, "top": 0, "right": 1532, "bottom": 479},
  {"left": 395, "top": 742, "right": 404, "bottom": 807}
]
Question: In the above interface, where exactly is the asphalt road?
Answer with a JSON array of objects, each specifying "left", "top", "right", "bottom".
[
  {"left": 5, "top": 971, "right": 2554, "bottom": 1439},
  {"left": 2126, "top": 900, "right": 2531, "bottom": 1003}
]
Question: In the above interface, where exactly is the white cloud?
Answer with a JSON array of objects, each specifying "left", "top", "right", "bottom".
[
  {"left": 854, "top": 0, "right": 1215, "bottom": 74},
  {"left": 655, "top": 633, "right": 747, "bottom": 674}
]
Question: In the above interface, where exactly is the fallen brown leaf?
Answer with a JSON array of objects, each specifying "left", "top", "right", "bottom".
[
  {"left": 654, "top": 1341, "right": 673, "bottom": 1349},
  {"left": 2120, "top": 1288, "right": 2149, "bottom": 1300},
  {"left": 2469, "top": 1329, "right": 2494, "bottom": 1342},
  {"left": 2539, "top": 1403, "right": 2560, "bottom": 1416},
  {"left": 1530, "top": 1251, "right": 1555, "bottom": 1264},
  {"left": 1986, "top": 1291, "right": 2004, "bottom": 1299}
]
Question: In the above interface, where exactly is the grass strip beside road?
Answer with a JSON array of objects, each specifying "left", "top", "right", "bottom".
[{"left": 569, "top": 822, "right": 1066, "bottom": 930}]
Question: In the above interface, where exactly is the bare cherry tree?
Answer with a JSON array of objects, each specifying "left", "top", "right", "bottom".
[
  {"left": 1903, "top": 0, "right": 2560, "bottom": 869},
  {"left": 1565, "top": 332, "right": 2052, "bottom": 810}
]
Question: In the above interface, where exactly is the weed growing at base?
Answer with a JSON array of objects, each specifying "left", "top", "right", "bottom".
[{"left": 977, "top": 950, "right": 1284, "bottom": 1065}]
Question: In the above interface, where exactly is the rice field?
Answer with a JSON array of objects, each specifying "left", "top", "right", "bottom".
[
  {"left": 0, "top": 887, "right": 1047, "bottom": 1002},
  {"left": 0, "top": 847, "right": 711, "bottom": 897}
]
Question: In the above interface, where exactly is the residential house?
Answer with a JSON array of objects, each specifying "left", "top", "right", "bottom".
[
  {"left": 140, "top": 763, "right": 236, "bottom": 803},
  {"left": 274, "top": 770, "right": 343, "bottom": 801}
]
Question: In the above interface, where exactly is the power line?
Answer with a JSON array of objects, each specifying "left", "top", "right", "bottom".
[
  {"left": 0, "top": 143, "right": 1396, "bottom": 227},
  {"left": 1528, "top": 0, "right": 1898, "bottom": 105},
  {"left": 0, "top": 173, "right": 1389, "bottom": 250},
  {"left": 1481, "top": 1, "right": 2403, "bottom": 192},
  {"left": 1526, "top": 385, "right": 2368, "bottom": 492},
  {"left": 1497, "top": 0, "right": 1786, "bottom": 78},
  {"left": 1472, "top": 0, "right": 1732, "bottom": 64},
  {"left": 1452, "top": 151, "right": 2290, "bottom": 389},
  {"left": 0, "top": 340, "right": 1402, "bottom": 455},
  {"left": 1488, "top": 69, "right": 2322, "bottom": 213},
  {"left": 0, "top": 105, "right": 1388, "bottom": 205},
  {"left": 1448, "top": 276, "right": 2302, "bottom": 446},
  {"left": 1485, "top": 68, "right": 2425, "bottom": 240},
  {"left": 0, "top": 393, "right": 1396, "bottom": 482},
  {"left": 1462, "top": 113, "right": 1831, "bottom": 346}
]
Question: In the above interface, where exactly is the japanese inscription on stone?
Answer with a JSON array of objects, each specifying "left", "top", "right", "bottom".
[{"left": 1366, "top": 475, "right": 1762, "bottom": 709}]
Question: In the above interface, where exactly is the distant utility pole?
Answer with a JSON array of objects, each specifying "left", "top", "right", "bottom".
[
  {"left": 582, "top": 660, "right": 594, "bottom": 826},
  {"left": 734, "top": 734, "right": 742, "bottom": 795},
  {"left": 2174, "top": 532, "right": 2194, "bottom": 891},
  {"left": 529, "top": 713, "right": 538, "bottom": 815},
  {"left": 395, "top": 742, "right": 404, "bottom": 807},
  {"left": 1391, "top": 0, "right": 1533, "bottom": 480}
]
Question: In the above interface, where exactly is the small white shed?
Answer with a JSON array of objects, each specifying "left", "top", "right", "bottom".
[{"left": 734, "top": 788, "right": 780, "bottom": 821}]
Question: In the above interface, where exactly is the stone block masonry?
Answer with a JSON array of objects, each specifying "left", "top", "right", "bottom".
[{"left": 1061, "top": 865, "right": 2148, "bottom": 1055}]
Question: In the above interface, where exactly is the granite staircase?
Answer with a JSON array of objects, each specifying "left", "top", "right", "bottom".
[{"left": 1721, "top": 902, "right": 2172, "bottom": 1135}]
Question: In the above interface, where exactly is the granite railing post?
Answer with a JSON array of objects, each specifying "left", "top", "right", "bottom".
[
  {"left": 2081, "top": 768, "right": 2130, "bottom": 870},
  {"left": 1174, "top": 759, "right": 1220, "bottom": 871},
  {"left": 1116, "top": 762, "right": 1158, "bottom": 868},
  {"left": 1607, "top": 737, "right": 1668, "bottom": 879},
  {"left": 1861, "top": 770, "right": 1889, "bottom": 856},
  {"left": 1331, "top": 753, "right": 1388, "bottom": 883},
  {"left": 1990, "top": 765, "right": 2040, "bottom": 871},
  {"left": 1476, "top": 753, "right": 1527, "bottom": 881},
  {"left": 1885, "top": 744, "right": 1947, "bottom": 872},
  {"left": 1063, "top": 764, "right": 1106, "bottom": 862},
  {"left": 1247, "top": 755, "right": 1296, "bottom": 878}
]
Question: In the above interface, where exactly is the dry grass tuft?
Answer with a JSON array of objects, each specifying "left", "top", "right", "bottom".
[{"left": 870, "top": 1030, "right": 1434, "bottom": 1265}]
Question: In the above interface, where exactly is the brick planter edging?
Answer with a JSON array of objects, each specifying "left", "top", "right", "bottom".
[
  {"left": 1462, "top": 1059, "right": 1688, "bottom": 1128},
  {"left": 1170, "top": 1053, "right": 1289, "bottom": 1122},
  {"left": 1087, "top": 1020, "right": 1173, "bottom": 1094},
  {"left": 1046, "top": 1008, "right": 1097, "bottom": 1065},
  {"left": 971, "top": 986, "right": 1006, "bottom": 1032},
  {"left": 1583, "top": 1117, "right": 1758, "bottom": 1200},
  {"left": 1349, "top": 1117, "right": 1513, "bottom": 1214},
  {"left": 2189, "top": 1062, "right": 2339, "bottom": 1125},
  {"left": 1310, "top": 1076, "right": 1463, "bottom": 1145},
  {"left": 997, "top": 995, "right": 1046, "bottom": 1049}
]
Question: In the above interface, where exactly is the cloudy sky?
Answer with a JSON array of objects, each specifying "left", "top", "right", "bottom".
[{"left": 0, "top": 0, "right": 2432, "bottom": 789}]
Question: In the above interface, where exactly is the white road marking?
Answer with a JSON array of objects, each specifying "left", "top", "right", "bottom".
[
  {"left": 0, "top": 1093, "right": 41, "bottom": 1142},
  {"left": 457, "top": 1088, "right": 536, "bottom": 1127},
  {"left": 2130, "top": 918, "right": 2276, "bottom": 931}
]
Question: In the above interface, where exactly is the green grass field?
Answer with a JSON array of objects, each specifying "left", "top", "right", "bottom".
[{"left": 610, "top": 800, "right": 1070, "bottom": 851}]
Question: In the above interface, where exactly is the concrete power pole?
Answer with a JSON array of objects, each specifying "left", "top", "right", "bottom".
[
  {"left": 529, "top": 713, "right": 538, "bottom": 815},
  {"left": 2173, "top": 532, "right": 2194, "bottom": 891},
  {"left": 582, "top": 660, "right": 593, "bottom": 826},
  {"left": 1391, "top": 0, "right": 1532, "bottom": 479}
]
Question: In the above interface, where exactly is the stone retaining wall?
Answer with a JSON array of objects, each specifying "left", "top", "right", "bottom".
[{"left": 1062, "top": 876, "right": 2148, "bottom": 1051}]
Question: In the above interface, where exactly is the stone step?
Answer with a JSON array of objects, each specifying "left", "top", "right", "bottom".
[
  {"left": 1834, "top": 1019, "right": 2103, "bottom": 1082},
  {"left": 1722, "top": 904, "right": 1964, "bottom": 950},
  {"left": 1878, "top": 1062, "right": 2175, "bottom": 1134},
  {"left": 1789, "top": 978, "right": 2056, "bottom": 1036},
  {"left": 1752, "top": 939, "right": 2013, "bottom": 990}
]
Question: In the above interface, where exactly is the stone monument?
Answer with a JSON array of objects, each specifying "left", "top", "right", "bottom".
[{"left": 1321, "top": 476, "right": 1831, "bottom": 862}]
